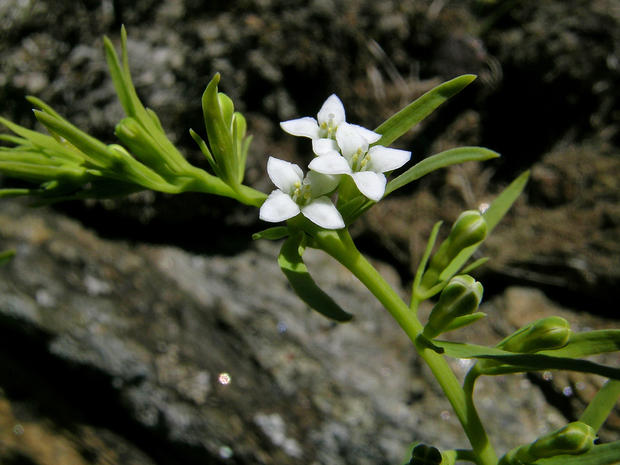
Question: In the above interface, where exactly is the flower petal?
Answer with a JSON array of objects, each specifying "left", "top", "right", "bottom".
[
  {"left": 350, "top": 124, "right": 382, "bottom": 144},
  {"left": 267, "top": 157, "right": 303, "bottom": 193},
  {"left": 308, "top": 152, "right": 352, "bottom": 175},
  {"left": 351, "top": 171, "right": 387, "bottom": 201},
  {"left": 366, "top": 146, "right": 411, "bottom": 173},
  {"left": 259, "top": 189, "right": 300, "bottom": 222},
  {"left": 280, "top": 117, "right": 320, "bottom": 139},
  {"left": 301, "top": 196, "right": 345, "bottom": 229},
  {"left": 312, "top": 138, "right": 339, "bottom": 155},
  {"left": 317, "top": 94, "right": 345, "bottom": 127},
  {"left": 336, "top": 122, "right": 368, "bottom": 160},
  {"left": 306, "top": 171, "right": 341, "bottom": 197}
]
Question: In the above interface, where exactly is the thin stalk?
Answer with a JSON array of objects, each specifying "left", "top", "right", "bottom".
[{"left": 314, "top": 229, "right": 498, "bottom": 465}]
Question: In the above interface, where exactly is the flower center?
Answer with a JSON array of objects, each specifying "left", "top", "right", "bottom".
[
  {"left": 350, "top": 148, "right": 370, "bottom": 172},
  {"left": 319, "top": 116, "right": 338, "bottom": 139},
  {"left": 291, "top": 180, "right": 313, "bottom": 206}
]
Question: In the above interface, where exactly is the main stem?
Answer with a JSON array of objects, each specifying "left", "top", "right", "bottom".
[{"left": 315, "top": 229, "right": 498, "bottom": 465}]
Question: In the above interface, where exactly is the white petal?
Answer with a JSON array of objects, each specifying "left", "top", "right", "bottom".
[
  {"left": 317, "top": 94, "right": 345, "bottom": 126},
  {"left": 366, "top": 146, "right": 411, "bottom": 173},
  {"left": 312, "top": 138, "right": 339, "bottom": 155},
  {"left": 351, "top": 171, "right": 387, "bottom": 202},
  {"left": 301, "top": 196, "right": 345, "bottom": 229},
  {"left": 267, "top": 157, "right": 303, "bottom": 193},
  {"left": 335, "top": 122, "right": 368, "bottom": 159},
  {"left": 350, "top": 124, "right": 382, "bottom": 144},
  {"left": 308, "top": 152, "right": 352, "bottom": 175},
  {"left": 306, "top": 171, "right": 341, "bottom": 197},
  {"left": 280, "top": 117, "right": 320, "bottom": 139},
  {"left": 259, "top": 190, "right": 300, "bottom": 222}
]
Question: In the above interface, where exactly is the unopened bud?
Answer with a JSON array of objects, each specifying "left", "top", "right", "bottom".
[
  {"left": 498, "top": 316, "right": 570, "bottom": 353},
  {"left": 409, "top": 444, "right": 442, "bottom": 465},
  {"left": 446, "top": 210, "right": 488, "bottom": 257},
  {"left": 500, "top": 422, "right": 596, "bottom": 465},
  {"left": 529, "top": 422, "right": 596, "bottom": 459},
  {"left": 422, "top": 211, "right": 487, "bottom": 289},
  {"left": 424, "top": 275, "right": 483, "bottom": 338}
]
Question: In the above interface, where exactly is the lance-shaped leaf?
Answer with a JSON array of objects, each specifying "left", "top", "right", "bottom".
[
  {"left": 434, "top": 340, "right": 620, "bottom": 379},
  {"left": 386, "top": 147, "right": 500, "bottom": 196},
  {"left": 532, "top": 441, "right": 620, "bottom": 465},
  {"left": 252, "top": 226, "right": 290, "bottom": 241},
  {"left": 278, "top": 234, "right": 352, "bottom": 322},
  {"left": 579, "top": 380, "right": 620, "bottom": 433},
  {"left": 374, "top": 74, "right": 477, "bottom": 147}
]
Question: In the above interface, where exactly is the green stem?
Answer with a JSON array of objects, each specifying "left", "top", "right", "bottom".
[{"left": 314, "top": 229, "right": 498, "bottom": 465}]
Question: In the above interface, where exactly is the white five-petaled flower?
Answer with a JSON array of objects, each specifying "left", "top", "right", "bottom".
[
  {"left": 259, "top": 157, "right": 344, "bottom": 229},
  {"left": 308, "top": 122, "right": 411, "bottom": 202}
]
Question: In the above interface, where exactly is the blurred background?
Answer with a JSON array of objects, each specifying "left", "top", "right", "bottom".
[{"left": 0, "top": 1, "right": 618, "bottom": 464}]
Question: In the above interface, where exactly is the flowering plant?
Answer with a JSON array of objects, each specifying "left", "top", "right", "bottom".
[{"left": 0, "top": 27, "right": 618, "bottom": 465}]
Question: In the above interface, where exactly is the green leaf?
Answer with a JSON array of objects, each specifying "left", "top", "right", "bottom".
[
  {"left": 435, "top": 341, "right": 620, "bottom": 379},
  {"left": 374, "top": 74, "right": 477, "bottom": 147},
  {"left": 411, "top": 221, "right": 443, "bottom": 305},
  {"left": 579, "top": 380, "right": 620, "bottom": 433},
  {"left": 386, "top": 147, "right": 500, "bottom": 196},
  {"left": 539, "top": 330, "right": 620, "bottom": 358},
  {"left": 33, "top": 111, "right": 119, "bottom": 169},
  {"left": 442, "top": 312, "right": 487, "bottom": 333},
  {"left": 532, "top": 441, "right": 620, "bottom": 465},
  {"left": 278, "top": 234, "right": 353, "bottom": 322},
  {"left": 252, "top": 226, "right": 290, "bottom": 241}
]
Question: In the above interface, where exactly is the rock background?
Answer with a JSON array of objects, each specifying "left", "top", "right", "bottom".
[{"left": 0, "top": 0, "right": 618, "bottom": 464}]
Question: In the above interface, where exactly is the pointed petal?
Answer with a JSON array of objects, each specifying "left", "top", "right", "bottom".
[
  {"left": 351, "top": 171, "right": 387, "bottom": 201},
  {"left": 306, "top": 171, "right": 341, "bottom": 197},
  {"left": 259, "top": 190, "right": 300, "bottom": 222},
  {"left": 280, "top": 117, "right": 320, "bottom": 139},
  {"left": 308, "top": 152, "right": 351, "bottom": 175},
  {"left": 350, "top": 124, "right": 381, "bottom": 144},
  {"left": 312, "top": 138, "right": 339, "bottom": 155},
  {"left": 336, "top": 122, "right": 368, "bottom": 159},
  {"left": 317, "top": 94, "right": 345, "bottom": 126},
  {"left": 267, "top": 156, "right": 303, "bottom": 193},
  {"left": 301, "top": 196, "right": 345, "bottom": 229},
  {"left": 367, "top": 146, "right": 411, "bottom": 173}
]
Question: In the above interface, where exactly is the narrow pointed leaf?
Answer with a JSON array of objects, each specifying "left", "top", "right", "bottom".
[
  {"left": 442, "top": 312, "right": 487, "bottom": 333},
  {"left": 278, "top": 234, "right": 353, "bottom": 322},
  {"left": 435, "top": 340, "right": 620, "bottom": 379},
  {"left": 386, "top": 147, "right": 499, "bottom": 196},
  {"left": 374, "top": 74, "right": 477, "bottom": 147},
  {"left": 579, "top": 380, "right": 620, "bottom": 433},
  {"left": 252, "top": 226, "right": 289, "bottom": 241}
]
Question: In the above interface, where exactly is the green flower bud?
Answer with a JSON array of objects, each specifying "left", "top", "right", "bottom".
[
  {"left": 497, "top": 316, "right": 571, "bottom": 353},
  {"left": 421, "top": 211, "right": 487, "bottom": 290},
  {"left": 424, "top": 275, "right": 483, "bottom": 338},
  {"left": 528, "top": 422, "right": 596, "bottom": 459},
  {"left": 408, "top": 444, "right": 443, "bottom": 465},
  {"left": 446, "top": 210, "right": 488, "bottom": 257}
]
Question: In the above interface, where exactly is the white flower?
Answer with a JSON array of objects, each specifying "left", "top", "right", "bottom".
[
  {"left": 280, "top": 94, "right": 382, "bottom": 155},
  {"left": 259, "top": 157, "right": 344, "bottom": 229},
  {"left": 308, "top": 122, "right": 411, "bottom": 202}
]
